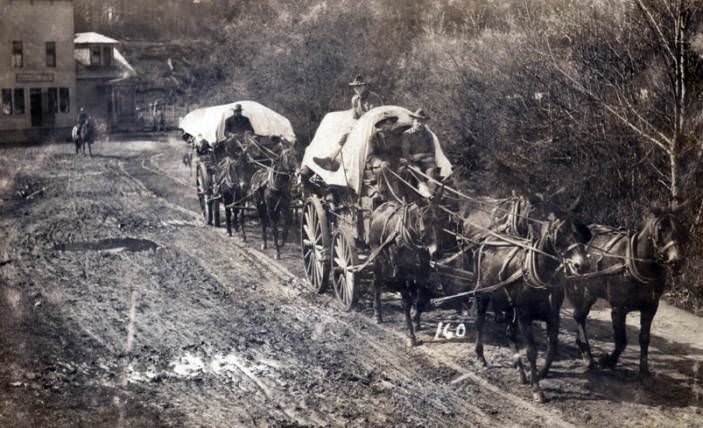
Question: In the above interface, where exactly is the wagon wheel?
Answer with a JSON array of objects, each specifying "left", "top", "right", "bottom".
[
  {"left": 196, "top": 164, "right": 209, "bottom": 222},
  {"left": 332, "top": 229, "right": 359, "bottom": 311},
  {"left": 301, "top": 195, "right": 330, "bottom": 293}
]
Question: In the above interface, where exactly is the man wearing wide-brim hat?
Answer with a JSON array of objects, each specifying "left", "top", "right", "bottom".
[
  {"left": 224, "top": 103, "right": 254, "bottom": 137},
  {"left": 401, "top": 108, "right": 438, "bottom": 194},
  {"left": 349, "top": 75, "right": 383, "bottom": 120},
  {"left": 221, "top": 103, "right": 256, "bottom": 156}
]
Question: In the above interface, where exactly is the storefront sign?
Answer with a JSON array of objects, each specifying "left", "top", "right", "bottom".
[{"left": 16, "top": 73, "right": 54, "bottom": 83}]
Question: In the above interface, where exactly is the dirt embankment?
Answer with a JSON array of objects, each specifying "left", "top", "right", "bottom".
[{"left": 0, "top": 137, "right": 701, "bottom": 427}]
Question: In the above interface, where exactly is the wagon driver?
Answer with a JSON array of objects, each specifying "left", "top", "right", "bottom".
[{"left": 222, "top": 103, "right": 255, "bottom": 158}]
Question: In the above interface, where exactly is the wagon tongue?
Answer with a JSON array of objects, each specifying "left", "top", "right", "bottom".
[{"left": 312, "top": 156, "right": 340, "bottom": 171}]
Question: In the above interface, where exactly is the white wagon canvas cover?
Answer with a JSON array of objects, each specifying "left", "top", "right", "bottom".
[
  {"left": 302, "top": 106, "right": 452, "bottom": 194},
  {"left": 179, "top": 100, "right": 296, "bottom": 144}
]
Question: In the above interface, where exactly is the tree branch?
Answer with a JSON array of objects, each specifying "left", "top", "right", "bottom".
[
  {"left": 634, "top": 0, "right": 677, "bottom": 64},
  {"left": 547, "top": 48, "right": 672, "bottom": 155}
]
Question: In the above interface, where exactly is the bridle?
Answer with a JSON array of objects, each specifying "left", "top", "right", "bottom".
[
  {"left": 545, "top": 218, "right": 586, "bottom": 277},
  {"left": 645, "top": 214, "right": 679, "bottom": 263},
  {"left": 267, "top": 149, "right": 295, "bottom": 193}
]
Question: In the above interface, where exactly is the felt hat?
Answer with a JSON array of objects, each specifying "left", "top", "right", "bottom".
[
  {"left": 348, "top": 75, "right": 368, "bottom": 87},
  {"left": 409, "top": 108, "right": 430, "bottom": 120}
]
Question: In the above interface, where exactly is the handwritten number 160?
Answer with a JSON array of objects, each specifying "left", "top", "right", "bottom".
[{"left": 434, "top": 321, "right": 466, "bottom": 340}]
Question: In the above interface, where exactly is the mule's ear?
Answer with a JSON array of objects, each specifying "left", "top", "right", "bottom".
[
  {"left": 430, "top": 181, "right": 445, "bottom": 205},
  {"left": 650, "top": 200, "right": 667, "bottom": 216},
  {"left": 567, "top": 194, "right": 582, "bottom": 213},
  {"left": 671, "top": 198, "right": 691, "bottom": 212},
  {"left": 573, "top": 222, "right": 592, "bottom": 243}
]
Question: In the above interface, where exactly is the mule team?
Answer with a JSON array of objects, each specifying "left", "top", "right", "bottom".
[
  {"left": 189, "top": 93, "right": 684, "bottom": 403},
  {"left": 363, "top": 183, "right": 681, "bottom": 402}
]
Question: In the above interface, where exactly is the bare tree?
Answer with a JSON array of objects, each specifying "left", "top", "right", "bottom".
[{"left": 538, "top": 0, "right": 703, "bottom": 209}]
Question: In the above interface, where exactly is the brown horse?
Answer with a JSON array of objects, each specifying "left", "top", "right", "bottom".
[
  {"left": 471, "top": 215, "right": 591, "bottom": 402},
  {"left": 565, "top": 208, "right": 683, "bottom": 376},
  {"left": 369, "top": 193, "right": 444, "bottom": 347},
  {"left": 248, "top": 147, "right": 298, "bottom": 259}
]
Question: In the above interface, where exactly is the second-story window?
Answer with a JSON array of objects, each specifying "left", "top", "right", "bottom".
[
  {"left": 46, "top": 42, "right": 56, "bottom": 67},
  {"left": 90, "top": 46, "right": 101, "bottom": 65},
  {"left": 103, "top": 46, "right": 113, "bottom": 66},
  {"left": 12, "top": 41, "right": 23, "bottom": 68}
]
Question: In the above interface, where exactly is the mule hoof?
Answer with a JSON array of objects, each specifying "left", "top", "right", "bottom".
[
  {"left": 375, "top": 316, "right": 383, "bottom": 324},
  {"left": 639, "top": 368, "right": 653, "bottom": 379},
  {"left": 598, "top": 355, "right": 615, "bottom": 369},
  {"left": 532, "top": 391, "right": 546, "bottom": 403},
  {"left": 407, "top": 337, "right": 418, "bottom": 348},
  {"left": 275, "top": 253, "right": 281, "bottom": 260},
  {"left": 261, "top": 243, "right": 267, "bottom": 250}
]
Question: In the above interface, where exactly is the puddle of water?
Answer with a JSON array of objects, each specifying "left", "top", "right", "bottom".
[{"left": 53, "top": 238, "right": 158, "bottom": 253}]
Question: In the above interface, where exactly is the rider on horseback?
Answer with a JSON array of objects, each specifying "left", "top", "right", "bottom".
[{"left": 73, "top": 107, "right": 95, "bottom": 156}]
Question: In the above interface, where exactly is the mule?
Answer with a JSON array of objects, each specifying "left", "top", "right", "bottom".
[
  {"left": 471, "top": 214, "right": 591, "bottom": 402},
  {"left": 213, "top": 154, "right": 256, "bottom": 238},
  {"left": 369, "top": 192, "right": 443, "bottom": 347},
  {"left": 565, "top": 208, "right": 683, "bottom": 376},
  {"left": 444, "top": 194, "right": 533, "bottom": 317},
  {"left": 248, "top": 147, "right": 298, "bottom": 259}
]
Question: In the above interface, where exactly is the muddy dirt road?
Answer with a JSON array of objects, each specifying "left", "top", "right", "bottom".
[{"left": 1, "top": 136, "right": 701, "bottom": 427}]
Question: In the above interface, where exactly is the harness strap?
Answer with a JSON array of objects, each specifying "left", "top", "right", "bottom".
[
  {"left": 407, "top": 165, "right": 548, "bottom": 227},
  {"left": 499, "top": 246, "right": 521, "bottom": 282},
  {"left": 428, "top": 269, "right": 523, "bottom": 308},
  {"left": 349, "top": 229, "right": 399, "bottom": 273},
  {"left": 524, "top": 238, "right": 548, "bottom": 289},
  {"left": 625, "top": 232, "right": 657, "bottom": 284},
  {"left": 352, "top": 201, "right": 427, "bottom": 273},
  {"left": 445, "top": 210, "right": 561, "bottom": 262},
  {"left": 565, "top": 263, "right": 625, "bottom": 280},
  {"left": 568, "top": 232, "right": 657, "bottom": 283}
]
